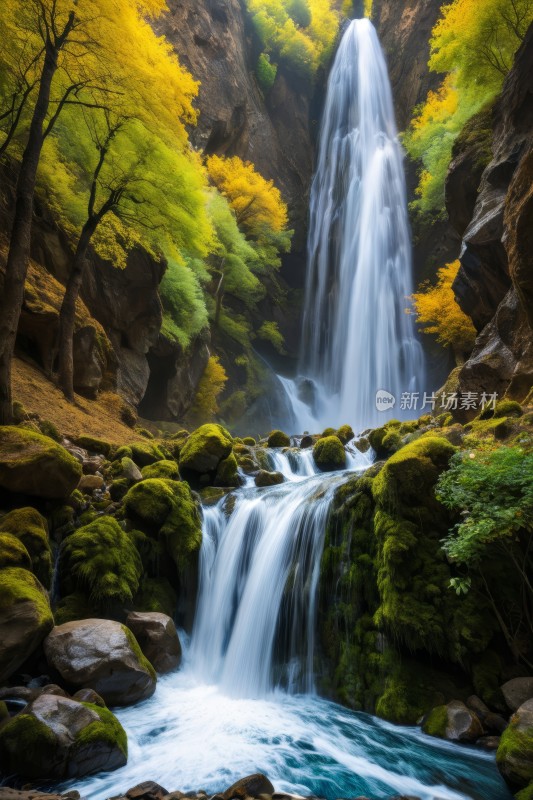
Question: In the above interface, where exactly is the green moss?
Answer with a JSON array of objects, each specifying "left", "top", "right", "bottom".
[
  {"left": 116, "top": 442, "right": 165, "bottom": 468},
  {"left": 422, "top": 705, "right": 448, "bottom": 738},
  {"left": 0, "top": 713, "right": 57, "bottom": 778},
  {"left": 0, "top": 567, "right": 52, "bottom": 627},
  {"left": 215, "top": 453, "right": 240, "bottom": 487},
  {"left": 243, "top": 437, "right": 256, "bottom": 446},
  {"left": 179, "top": 424, "right": 233, "bottom": 483},
  {"left": 68, "top": 489, "right": 85, "bottom": 511},
  {"left": 321, "top": 427, "right": 337, "bottom": 438},
  {"left": 135, "top": 427, "right": 155, "bottom": 440},
  {"left": 75, "top": 702, "right": 127, "bottom": 759},
  {"left": 497, "top": 722, "right": 533, "bottom": 788},
  {"left": 122, "top": 625, "right": 156, "bottom": 681},
  {"left": 134, "top": 577, "right": 177, "bottom": 616},
  {"left": 38, "top": 419, "right": 61, "bottom": 442},
  {"left": 368, "top": 422, "right": 404, "bottom": 458},
  {"left": 0, "top": 533, "right": 32, "bottom": 570},
  {"left": 54, "top": 591, "right": 94, "bottom": 625},
  {"left": 59, "top": 516, "right": 142, "bottom": 605},
  {"left": 123, "top": 479, "right": 202, "bottom": 571},
  {"left": 0, "top": 507, "right": 52, "bottom": 587},
  {"left": 110, "top": 478, "right": 129, "bottom": 502},
  {"left": 267, "top": 430, "right": 291, "bottom": 448},
  {"left": 494, "top": 400, "right": 524, "bottom": 418},
  {"left": 336, "top": 425, "right": 355, "bottom": 445},
  {"left": 516, "top": 783, "right": 533, "bottom": 800},
  {"left": 313, "top": 435, "right": 346, "bottom": 472},
  {"left": 74, "top": 436, "right": 112, "bottom": 456},
  {"left": 141, "top": 460, "right": 180, "bottom": 481}
]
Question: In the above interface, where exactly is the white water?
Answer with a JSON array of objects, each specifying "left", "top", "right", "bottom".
[{"left": 285, "top": 18, "right": 425, "bottom": 433}]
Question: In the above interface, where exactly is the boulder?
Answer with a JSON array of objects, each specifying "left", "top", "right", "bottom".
[
  {"left": 223, "top": 774, "right": 275, "bottom": 800},
  {"left": 72, "top": 689, "right": 106, "bottom": 707},
  {"left": 497, "top": 698, "right": 533, "bottom": 788},
  {"left": 423, "top": 701, "right": 483, "bottom": 742},
  {"left": 125, "top": 612, "right": 181, "bottom": 674},
  {"left": 0, "top": 694, "right": 127, "bottom": 779},
  {"left": 44, "top": 619, "right": 156, "bottom": 706},
  {"left": 267, "top": 430, "right": 290, "bottom": 448},
  {"left": 255, "top": 470, "right": 285, "bottom": 488},
  {"left": 78, "top": 474, "right": 105, "bottom": 493},
  {"left": 0, "top": 567, "right": 54, "bottom": 683},
  {"left": 179, "top": 424, "right": 233, "bottom": 483},
  {"left": 124, "top": 782, "right": 168, "bottom": 800},
  {"left": 502, "top": 678, "right": 533, "bottom": 712},
  {"left": 312, "top": 435, "right": 346, "bottom": 472},
  {"left": 0, "top": 507, "right": 52, "bottom": 587},
  {"left": 0, "top": 534, "right": 32, "bottom": 571},
  {"left": 0, "top": 427, "right": 82, "bottom": 499},
  {"left": 478, "top": 735, "right": 501, "bottom": 750}
]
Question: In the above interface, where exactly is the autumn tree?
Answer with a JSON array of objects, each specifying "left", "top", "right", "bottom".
[{"left": 410, "top": 260, "right": 477, "bottom": 364}]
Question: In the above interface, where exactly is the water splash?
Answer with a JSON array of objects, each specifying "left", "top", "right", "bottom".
[{"left": 293, "top": 18, "right": 425, "bottom": 433}]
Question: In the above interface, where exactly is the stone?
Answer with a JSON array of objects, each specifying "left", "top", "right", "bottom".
[
  {"left": 82, "top": 455, "right": 105, "bottom": 475},
  {"left": 0, "top": 693, "right": 127, "bottom": 779},
  {"left": 179, "top": 424, "right": 233, "bottom": 481},
  {"left": 478, "top": 735, "right": 501, "bottom": 750},
  {"left": 0, "top": 427, "right": 82, "bottom": 499},
  {"left": 267, "top": 430, "right": 290, "bottom": 448},
  {"left": 312, "top": 435, "right": 346, "bottom": 472},
  {"left": 126, "top": 784, "right": 169, "bottom": 800},
  {"left": 0, "top": 567, "right": 54, "bottom": 683},
  {"left": 502, "top": 678, "right": 533, "bottom": 712},
  {"left": 484, "top": 712, "right": 509, "bottom": 735},
  {"left": 497, "top": 698, "right": 533, "bottom": 788},
  {"left": 223, "top": 775, "right": 275, "bottom": 800},
  {"left": 78, "top": 474, "right": 105, "bottom": 493},
  {"left": 254, "top": 470, "right": 285, "bottom": 488},
  {"left": 44, "top": 619, "right": 156, "bottom": 706},
  {"left": 72, "top": 688, "right": 106, "bottom": 707},
  {"left": 0, "top": 790, "right": 80, "bottom": 800},
  {"left": 423, "top": 701, "right": 483, "bottom": 743},
  {"left": 466, "top": 694, "right": 490, "bottom": 721},
  {"left": 125, "top": 612, "right": 181, "bottom": 674}
]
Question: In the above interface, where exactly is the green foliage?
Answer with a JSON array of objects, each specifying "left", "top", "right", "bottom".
[
  {"left": 160, "top": 259, "right": 209, "bottom": 349},
  {"left": 257, "top": 321, "right": 286, "bottom": 354},
  {"left": 256, "top": 52, "right": 278, "bottom": 92},
  {"left": 404, "top": 0, "right": 533, "bottom": 215},
  {"left": 438, "top": 447, "right": 533, "bottom": 566},
  {"left": 59, "top": 517, "right": 143, "bottom": 606}
]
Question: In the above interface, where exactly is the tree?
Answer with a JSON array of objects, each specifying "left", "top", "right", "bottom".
[
  {"left": 438, "top": 446, "right": 533, "bottom": 667},
  {"left": 410, "top": 260, "right": 477, "bottom": 364},
  {"left": 0, "top": 0, "right": 201, "bottom": 415}
]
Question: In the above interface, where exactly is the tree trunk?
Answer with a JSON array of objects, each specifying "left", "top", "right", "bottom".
[
  {"left": 57, "top": 223, "right": 95, "bottom": 401},
  {"left": 0, "top": 43, "right": 60, "bottom": 424}
]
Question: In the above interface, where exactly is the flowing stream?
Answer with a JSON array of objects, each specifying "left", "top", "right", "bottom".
[
  {"left": 284, "top": 18, "right": 425, "bottom": 432},
  {"left": 73, "top": 449, "right": 511, "bottom": 800}
]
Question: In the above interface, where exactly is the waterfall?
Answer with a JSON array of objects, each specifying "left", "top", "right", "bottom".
[
  {"left": 189, "top": 451, "right": 364, "bottom": 697},
  {"left": 293, "top": 18, "right": 425, "bottom": 432}
]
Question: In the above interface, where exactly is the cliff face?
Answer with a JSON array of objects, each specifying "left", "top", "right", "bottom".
[{"left": 452, "top": 24, "right": 533, "bottom": 402}]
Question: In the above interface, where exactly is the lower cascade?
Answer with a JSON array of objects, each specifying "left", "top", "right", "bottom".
[{"left": 73, "top": 450, "right": 512, "bottom": 800}]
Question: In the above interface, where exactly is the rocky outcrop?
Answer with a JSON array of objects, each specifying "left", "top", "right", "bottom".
[
  {"left": 44, "top": 620, "right": 157, "bottom": 706},
  {"left": 453, "top": 24, "right": 533, "bottom": 402}
]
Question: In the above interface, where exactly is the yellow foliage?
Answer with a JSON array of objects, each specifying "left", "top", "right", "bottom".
[
  {"left": 410, "top": 261, "right": 477, "bottom": 357},
  {"left": 206, "top": 155, "right": 289, "bottom": 239},
  {"left": 190, "top": 356, "right": 228, "bottom": 420}
]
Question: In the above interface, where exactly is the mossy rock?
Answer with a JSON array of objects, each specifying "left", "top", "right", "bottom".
[
  {"left": 0, "top": 533, "right": 32, "bottom": 571},
  {"left": 115, "top": 442, "right": 165, "bottom": 468},
  {"left": 134, "top": 577, "right": 177, "bottom": 617},
  {"left": 179, "top": 424, "right": 233, "bottom": 486},
  {"left": 0, "top": 507, "right": 52, "bottom": 587},
  {"left": 54, "top": 592, "right": 95, "bottom": 626},
  {"left": 336, "top": 425, "right": 355, "bottom": 445},
  {"left": 73, "top": 436, "right": 112, "bottom": 457},
  {"left": 516, "top": 783, "right": 533, "bottom": 800},
  {"left": 59, "top": 517, "right": 142, "bottom": 606},
  {"left": 215, "top": 453, "right": 240, "bottom": 488},
  {"left": 123, "top": 479, "right": 202, "bottom": 571},
  {"left": 497, "top": 700, "right": 533, "bottom": 789},
  {"left": 267, "top": 430, "right": 290, "bottom": 448},
  {"left": 38, "top": 419, "right": 61, "bottom": 442},
  {"left": 321, "top": 427, "right": 337, "bottom": 438},
  {"left": 255, "top": 470, "right": 284, "bottom": 487},
  {"left": 0, "top": 567, "right": 54, "bottom": 683},
  {"left": 200, "top": 486, "right": 227, "bottom": 506},
  {"left": 109, "top": 478, "right": 130, "bottom": 502},
  {"left": 480, "top": 400, "right": 523, "bottom": 421},
  {"left": 422, "top": 705, "right": 448, "bottom": 738},
  {"left": 368, "top": 422, "right": 404, "bottom": 458},
  {"left": 141, "top": 460, "right": 180, "bottom": 481},
  {"left": 313, "top": 435, "right": 346, "bottom": 472},
  {"left": 242, "top": 437, "right": 256, "bottom": 446},
  {"left": 0, "top": 694, "right": 127, "bottom": 779},
  {"left": 0, "top": 426, "right": 82, "bottom": 499},
  {"left": 135, "top": 427, "right": 155, "bottom": 440}
]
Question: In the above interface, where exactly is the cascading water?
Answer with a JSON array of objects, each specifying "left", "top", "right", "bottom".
[{"left": 285, "top": 18, "right": 425, "bottom": 432}]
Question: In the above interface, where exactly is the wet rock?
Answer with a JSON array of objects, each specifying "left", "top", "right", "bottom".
[
  {"left": 223, "top": 774, "right": 275, "bottom": 800},
  {"left": 478, "top": 735, "right": 501, "bottom": 750},
  {"left": 267, "top": 430, "right": 290, "bottom": 448},
  {"left": 0, "top": 790, "right": 80, "bottom": 800},
  {"left": 82, "top": 455, "right": 105, "bottom": 475},
  {"left": 255, "top": 470, "right": 285, "bottom": 488},
  {"left": 44, "top": 619, "right": 156, "bottom": 706},
  {"left": 72, "top": 688, "right": 106, "bottom": 707},
  {"left": 466, "top": 695, "right": 491, "bottom": 721},
  {"left": 78, "top": 474, "right": 105, "bottom": 493},
  {"left": 497, "top": 698, "right": 533, "bottom": 788},
  {"left": 125, "top": 783, "right": 169, "bottom": 800},
  {"left": 0, "top": 693, "right": 127, "bottom": 779},
  {"left": 126, "top": 612, "right": 181, "bottom": 674},
  {"left": 299, "top": 435, "right": 313, "bottom": 449},
  {"left": 502, "top": 678, "right": 533, "bottom": 712},
  {"left": 423, "top": 701, "right": 483, "bottom": 742},
  {"left": 484, "top": 711, "right": 509, "bottom": 734}
]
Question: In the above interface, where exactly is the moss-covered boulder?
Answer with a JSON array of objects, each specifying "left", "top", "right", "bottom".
[
  {"left": 336, "top": 425, "right": 355, "bottom": 445},
  {"left": 126, "top": 611, "right": 181, "bottom": 674},
  {"left": 497, "top": 699, "right": 533, "bottom": 789},
  {"left": 0, "top": 426, "right": 82, "bottom": 498},
  {"left": 255, "top": 470, "right": 285, "bottom": 488},
  {"left": 0, "top": 507, "right": 52, "bottom": 587},
  {"left": 123, "top": 479, "right": 202, "bottom": 571},
  {"left": 58, "top": 517, "right": 143, "bottom": 607},
  {"left": 141, "top": 460, "right": 180, "bottom": 481},
  {"left": 422, "top": 701, "right": 483, "bottom": 742},
  {"left": 44, "top": 619, "right": 156, "bottom": 706},
  {"left": 313, "top": 435, "right": 346, "bottom": 472},
  {"left": 215, "top": 453, "right": 240, "bottom": 488},
  {"left": 0, "top": 534, "right": 32, "bottom": 571},
  {"left": 0, "top": 567, "right": 54, "bottom": 683},
  {"left": 267, "top": 430, "right": 291, "bottom": 448},
  {"left": 0, "top": 694, "right": 127, "bottom": 779},
  {"left": 178, "top": 424, "right": 233, "bottom": 485},
  {"left": 134, "top": 577, "right": 177, "bottom": 617},
  {"left": 115, "top": 442, "right": 165, "bottom": 468}
]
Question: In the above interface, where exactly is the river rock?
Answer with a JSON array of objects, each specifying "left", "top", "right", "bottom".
[
  {"left": 78, "top": 474, "right": 105, "bottom": 493},
  {"left": 179, "top": 424, "right": 233, "bottom": 484},
  {"left": 423, "top": 701, "right": 483, "bottom": 742},
  {"left": 0, "top": 693, "right": 127, "bottom": 779},
  {"left": 125, "top": 612, "right": 181, "bottom": 674},
  {"left": 44, "top": 619, "right": 156, "bottom": 706},
  {"left": 223, "top": 774, "right": 275, "bottom": 800},
  {"left": 0, "top": 427, "right": 82, "bottom": 499},
  {"left": 497, "top": 698, "right": 533, "bottom": 788},
  {"left": 72, "top": 688, "right": 106, "bottom": 707},
  {"left": 477, "top": 735, "right": 501, "bottom": 750},
  {"left": 0, "top": 790, "right": 80, "bottom": 800},
  {"left": 254, "top": 470, "right": 285, "bottom": 488},
  {"left": 0, "top": 567, "right": 54, "bottom": 683},
  {"left": 125, "top": 782, "right": 169, "bottom": 800},
  {"left": 501, "top": 678, "right": 533, "bottom": 712}
]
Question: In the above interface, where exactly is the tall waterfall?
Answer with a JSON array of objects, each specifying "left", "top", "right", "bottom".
[{"left": 296, "top": 18, "right": 424, "bottom": 431}]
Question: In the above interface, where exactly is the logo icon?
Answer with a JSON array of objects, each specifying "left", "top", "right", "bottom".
[{"left": 376, "top": 389, "right": 396, "bottom": 412}]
